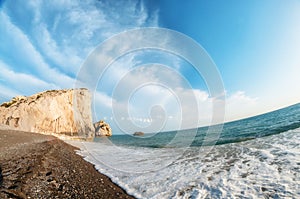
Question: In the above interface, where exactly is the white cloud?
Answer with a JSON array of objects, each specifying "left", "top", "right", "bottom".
[
  {"left": 93, "top": 91, "right": 115, "bottom": 109},
  {"left": 33, "top": 23, "right": 83, "bottom": 74},
  {"left": 94, "top": 78, "right": 259, "bottom": 133},
  {"left": 0, "top": 84, "right": 21, "bottom": 102},
  {"left": 225, "top": 91, "right": 258, "bottom": 121},
  {"left": 0, "top": 11, "right": 75, "bottom": 88},
  {"left": 1, "top": 0, "right": 159, "bottom": 92},
  {"left": 24, "top": 0, "right": 159, "bottom": 75},
  {"left": 0, "top": 61, "right": 58, "bottom": 95},
  {"left": 92, "top": 63, "right": 213, "bottom": 132}
]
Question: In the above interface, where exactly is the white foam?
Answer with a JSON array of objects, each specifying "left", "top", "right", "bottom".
[{"left": 66, "top": 128, "right": 300, "bottom": 198}]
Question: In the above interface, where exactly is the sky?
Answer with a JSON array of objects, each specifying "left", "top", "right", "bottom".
[{"left": 0, "top": 0, "right": 300, "bottom": 134}]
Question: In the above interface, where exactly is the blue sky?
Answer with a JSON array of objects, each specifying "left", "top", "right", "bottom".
[{"left": 1, "top": 0, "right": 300, "bottom": 133}]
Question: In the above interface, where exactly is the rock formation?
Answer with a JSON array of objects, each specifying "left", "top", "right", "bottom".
[
  {"left": 94, "top": 120, "right": 112, "bottom": 136},
  {"left": 133, "top": 131, "right": 144, "bottom": 136},
  {"left": 0, "top": 88, "right": 94, "bottom": 139}
]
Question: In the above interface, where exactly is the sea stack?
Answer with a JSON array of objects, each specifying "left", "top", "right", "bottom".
[
  {"left": 0, "top": 88, "right": 94, "bottom": 139},
  {"left": 94, "top": 120, "right": 112, "bottom": 136}
]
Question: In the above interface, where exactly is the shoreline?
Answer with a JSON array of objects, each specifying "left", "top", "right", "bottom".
[{"left": 0, "top": 129, "right": 135, "bottom": 199}]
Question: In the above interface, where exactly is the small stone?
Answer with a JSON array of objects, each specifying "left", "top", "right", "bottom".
[
  {"left": 46, "top": 171, "right": 52, "bottom": 176},
  {"left": 261, "top": 187, "right": 267, "bottom": 192},
  {"left": 0, "top": 165, "right": 3, "bottom": 185}
]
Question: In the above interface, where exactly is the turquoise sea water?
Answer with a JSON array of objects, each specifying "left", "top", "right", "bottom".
[
  {"left": 103, "top": 103, "right": 300, "bottom": 147},
  {"left": 70, "top": 103, "right": 300, "bottom": 198}
]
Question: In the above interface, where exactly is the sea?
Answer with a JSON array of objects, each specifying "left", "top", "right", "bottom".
[{"left": 68, "top": 103, "right": 300, "bottom": 198}]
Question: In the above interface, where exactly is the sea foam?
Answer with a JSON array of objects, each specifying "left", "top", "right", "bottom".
[{"left": 67, "top": 128, "right": 300, "bottom": 198}]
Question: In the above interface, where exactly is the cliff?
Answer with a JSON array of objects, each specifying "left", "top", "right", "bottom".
[{"left": 0, "top": 88, "right": 94, "bottom": 139}]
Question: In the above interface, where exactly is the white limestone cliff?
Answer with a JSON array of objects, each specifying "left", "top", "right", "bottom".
[{"left": 0, "top": 88, "right": 94, "bottom": 140}]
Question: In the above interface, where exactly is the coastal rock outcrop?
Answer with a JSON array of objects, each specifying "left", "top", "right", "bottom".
[
  {"left": 94, "top": 120, "right": 112, "bottom": 136},
  {"left": 0, "top": 88, "right": 94, "bottom": 139},
  {"left": 133, "top": 131, "right": 144, "bottom": 136}
]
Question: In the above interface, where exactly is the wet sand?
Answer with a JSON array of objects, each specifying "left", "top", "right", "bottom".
[{"left": 0, "top": 129, "right": 134, "bottom": 199}]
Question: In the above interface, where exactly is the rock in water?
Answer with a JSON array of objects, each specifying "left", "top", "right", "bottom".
[
  {"left": 0, "top": 88, "right": 94, "bottom": 139},
  {"left": 133, "top": 131, "right": 144, "bottom": 136},
  {"left": 94, "top": 120, "right": 112, "bottom": 136}
]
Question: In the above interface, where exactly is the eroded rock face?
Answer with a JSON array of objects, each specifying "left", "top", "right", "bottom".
[
  {"left": 0, "top": 89, "right": 94, "bottom": 139},
  {"left": 94, "top": 120, "right": 112, "bottom": 136}
]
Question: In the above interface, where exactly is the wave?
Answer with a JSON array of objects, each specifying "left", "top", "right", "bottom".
[{"left": 68, "top": 127, "right": 300, "bottom": 199}]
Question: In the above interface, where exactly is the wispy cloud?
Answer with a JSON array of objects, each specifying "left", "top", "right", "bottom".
[
  {"left": 0, "top": 11, "right": 75, "bottom": 88},
  {"left": 0, "top": 85, "right": 21, "bottom": 102},
  {"left": 4, "top": 0, "right": 159, "bottom": 76},
  {"left": 0, "top": 0, "right": 159, "bottom": 99},
  {"left": 0, "top": 61, "right": 58, "bottom": 95}
]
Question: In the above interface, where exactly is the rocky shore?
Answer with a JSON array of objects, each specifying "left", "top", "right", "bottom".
[{"left": 0, "top": 129, "right": 134, "bottom": 199}]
